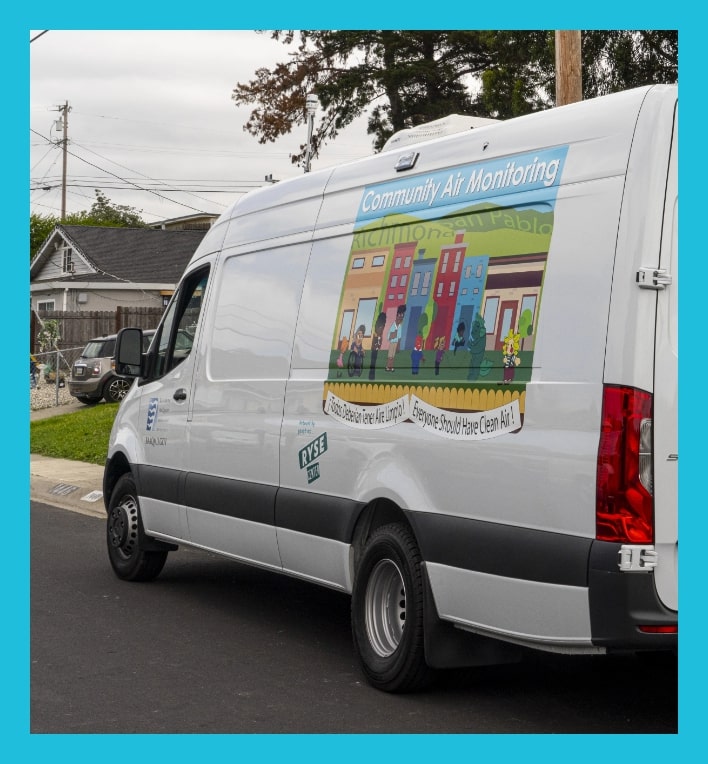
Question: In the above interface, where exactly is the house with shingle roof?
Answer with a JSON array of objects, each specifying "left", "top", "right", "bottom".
[{"left": 30, "top": 225, "right": 208, "bottom": 313}]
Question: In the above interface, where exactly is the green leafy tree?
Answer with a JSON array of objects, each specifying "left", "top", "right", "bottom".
[
  {"left": 30, "top": 213, "right": 58, "bottom": 261},
  {"left": 233, "top": 30, "right": 677, "bottom": 158},
  {"left": 70, "top": 190, "right": 147, "bottom": 228},
  {"left": 518, "top": 308, "right": 534, "bottom": 339},
  {"left": 233, "top": 31, "right": 494, "bottom": 161}
]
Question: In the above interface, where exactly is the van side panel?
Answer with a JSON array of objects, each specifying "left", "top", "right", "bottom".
[{"left": 185, "top": 243, "right": 310, "bottom": 567}]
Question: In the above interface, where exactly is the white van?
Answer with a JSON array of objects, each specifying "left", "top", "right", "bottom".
[{"left": 105, "top": 84, "right": 678, "bottom": 692}]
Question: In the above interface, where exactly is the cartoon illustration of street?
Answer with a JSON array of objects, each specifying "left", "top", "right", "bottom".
[{"left": 324, "top": 146, "right": 568, "bottom": 438}]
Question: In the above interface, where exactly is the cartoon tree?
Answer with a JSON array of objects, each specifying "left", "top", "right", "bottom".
[
  {"left": 518, "top": 308, "right": 534, "bottom": 342},
  {"left": 466, "top": 312, "right": 487, "bottom": 380}
]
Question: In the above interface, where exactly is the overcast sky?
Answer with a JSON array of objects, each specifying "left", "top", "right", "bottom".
[{"left": 30, "top": 30, "right": 376, "bottom": 224}]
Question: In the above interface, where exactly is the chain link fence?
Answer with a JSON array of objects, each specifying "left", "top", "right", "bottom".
[{"left": 30, "top": 346, "right": 85, "bottom": 410}]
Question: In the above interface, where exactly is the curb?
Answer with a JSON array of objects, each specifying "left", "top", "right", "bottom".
[{"left": 30, "top": 454, "right": 106, "bottom": 519}]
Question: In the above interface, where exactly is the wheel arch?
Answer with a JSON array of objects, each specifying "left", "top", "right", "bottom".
[
  {"left": 103, "top": 450, "right": 133, "bottom": 514},
  {"left": 349, "top": 497, "right": 415, "bottom": 583},
  {"left": 348, "top": 497, "right": 522, "bottom": 673}
]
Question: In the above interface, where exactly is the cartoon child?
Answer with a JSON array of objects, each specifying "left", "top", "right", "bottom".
[
  {"left": 350, "top": 324, "right": 365, "bottom": 371},
  {"left": 336, "top": 335, "right": 349, "bottom": 371},
  {"left": 434, "top": 336, "right": 445, "bottom": 375},
  {"left": 386, "top": 304, "right": 406, "bottom": 372},
  {"left": 501, "top": 329, "right": 521, "bottom": 383},
  {"left": 452, "top": 322, "right": 466, "bottom": 354},
  {"left": 411, "top": 335, "right": 425, "bottom": 375},
  {"left": 352, "top": 324, "right": 366, "bottom": 355}
]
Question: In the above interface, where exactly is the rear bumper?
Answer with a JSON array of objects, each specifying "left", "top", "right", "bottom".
[
  {"left": 588, "top": 540, "right": 677, "bottom": 650},
  {"left": 68, "top": 376, "right": 106, "bottom": 397}
]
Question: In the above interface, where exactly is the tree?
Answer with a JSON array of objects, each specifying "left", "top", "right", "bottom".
[
  {"left": 30, "top": 213, "right": 58, "bottom": 261},
  {"left": 233, "top": 31, "right": 494, "bottom": 161},
  {"left": 232, "top": 30, "right": 677, "bottom": 158},
  {"left": 70, "top": 190, "right": 147, "bottom": 228},
  {"left": 30, "top": 191, "right": 147, "bottom": 260},
  {"left": 581, "top": 31, "right": 678, "bottom": 96},
  {"left": 476, "top": 30, "right": 678, "bottom": 118}
]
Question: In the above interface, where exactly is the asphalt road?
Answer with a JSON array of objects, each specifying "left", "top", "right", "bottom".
[{"left": 30, "top": 501, "right": 678, "bottom": 735}]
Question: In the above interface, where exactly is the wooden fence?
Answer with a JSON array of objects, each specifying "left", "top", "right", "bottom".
[{"left": 31, "top": 306, "right": 164, "bottom": 353}]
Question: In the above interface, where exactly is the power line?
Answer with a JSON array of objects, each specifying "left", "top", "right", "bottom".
[{"left": 30, "top": 127, "right": 213, "bottom": 215}]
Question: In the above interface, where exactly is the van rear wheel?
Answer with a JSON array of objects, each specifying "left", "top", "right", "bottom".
[
  {"left": 351, "top": 523, "right": 432, "bottom": 692},
  {"left": 107, "top": 474, "right": 167, "bottom": 582}
]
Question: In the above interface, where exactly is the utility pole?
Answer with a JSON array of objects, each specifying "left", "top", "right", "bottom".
[
  {"left": 53, "top": 101, "right": 71, "bottom": 220},
  {"left": 555, "top": 31, "right": 582, "bottom": 106}
]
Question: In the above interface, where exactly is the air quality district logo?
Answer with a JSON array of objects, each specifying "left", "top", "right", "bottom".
[{"left": 146, "top": 398, "right": 159, "bottom": 431}]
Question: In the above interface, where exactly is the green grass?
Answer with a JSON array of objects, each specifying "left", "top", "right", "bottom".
[{"left": 30, "top": 403, "right": 119, "bottom": 465}]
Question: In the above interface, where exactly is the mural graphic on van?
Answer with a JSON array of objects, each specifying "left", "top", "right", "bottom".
[{"left": 324, "top": 146, "right": 568, "bottom": 439}]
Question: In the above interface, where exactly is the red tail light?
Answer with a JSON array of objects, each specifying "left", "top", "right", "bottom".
[
  {"left": 596, "top": 385, "right": 654, "bottom": 543},
  {"left": 638, "top": 625, "right": 677, "bottom": 634}
]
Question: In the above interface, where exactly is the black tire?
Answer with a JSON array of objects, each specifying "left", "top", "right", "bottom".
[
  {"left": 107, "top": 474, "right": 168, "bottom": 582},
  {"left": 104, "top": 375, "right": 132, "bottom": 403},
  {"left": 76, "top": 395, "right": 100, "bottom": 405},
  {"left": 351, "top": 523, "right": 433, "bottom": 692}
]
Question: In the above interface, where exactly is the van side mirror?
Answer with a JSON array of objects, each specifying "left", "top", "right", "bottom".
[{"left": 115, "top": 327, "right": 144, "bottom": 377}]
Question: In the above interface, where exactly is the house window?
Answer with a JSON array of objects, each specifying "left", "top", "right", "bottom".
[
  {"left": 351, "top": 257, "right": 365, "bottom": 269},
  {"left": 372, "top": 255, "right": 385, "bottom": 267},
  {"left": 37, "top": 300, "right": 54, "bottom": 311},
  {"left": 62, "top": 248, "right": 73, "bottom": 274}
]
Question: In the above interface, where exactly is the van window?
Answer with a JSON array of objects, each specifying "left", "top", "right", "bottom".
[
  {"left": 153, "top": 267, "right": 209, "bottom": 378},
  {"left": 208, "top": 250, "right": 307, "bottom": 381}
]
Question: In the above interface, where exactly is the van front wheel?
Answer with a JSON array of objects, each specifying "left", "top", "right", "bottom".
[
  {"left": 351, "top": 523, "right": 432, "bottom": 692},
  {"left": 107, "top": 474, "right": 167, "bottom": 582}
]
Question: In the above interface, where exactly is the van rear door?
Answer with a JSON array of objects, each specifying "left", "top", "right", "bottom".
[{"left": 652, "top": 107, "right": 678, "bottom": 613}]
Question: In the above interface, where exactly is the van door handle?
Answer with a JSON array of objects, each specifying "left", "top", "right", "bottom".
[{"left": 173, "top": 388, "right": 187, "bottom": 401}]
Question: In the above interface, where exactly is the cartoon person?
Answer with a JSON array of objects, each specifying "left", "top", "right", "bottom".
[
  {"left": 336, "top": 334, "right": 349, "bottom": 374},
  {"left": 369, "top": 311, "right": 387, "bottom": 380},
  {"left": 411, "top": 335, "right": 425, "bottom": 375},
  {"left": 434, "top": 336, "right": 445, "bottom": 376},
  {"left": 501, "top": 328, "right": 521, "bottom": 383},
  {"left": 349, "top": 324, "right": 366, "bottom": 376},
  {"left": 386, "top": 304, "right": 406, "bottom": 372}
]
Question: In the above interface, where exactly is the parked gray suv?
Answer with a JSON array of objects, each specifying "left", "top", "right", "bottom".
[{"left": 69, "top": 330, "right": 155, "bottom": 404}]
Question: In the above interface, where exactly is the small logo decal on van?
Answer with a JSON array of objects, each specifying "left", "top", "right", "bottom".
[
  {"left": 146, "top": 397, "right": 159, "bottom": 431},
  {"left": 299, "top": 433, "right": 328, "bottom": 483}
]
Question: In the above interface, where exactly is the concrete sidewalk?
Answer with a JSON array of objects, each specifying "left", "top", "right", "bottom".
[
  {"left": 30, "top": 399, "right": 107, "bottom": 518},
  {"left": 30, "top": 453, "right": 106, "bottom": 518}
]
